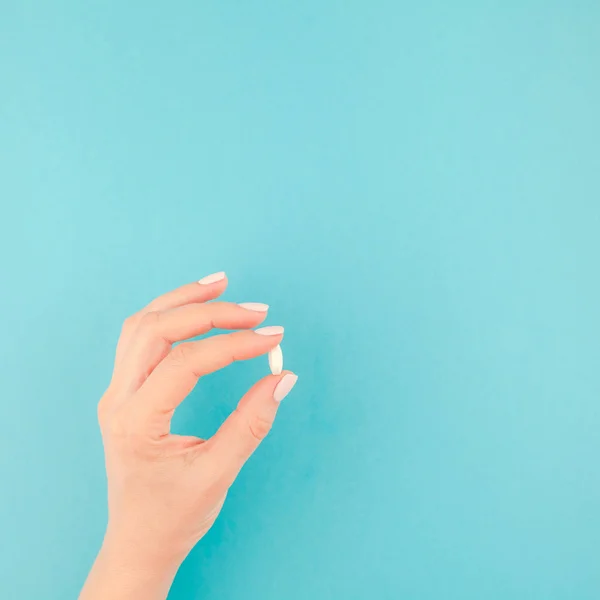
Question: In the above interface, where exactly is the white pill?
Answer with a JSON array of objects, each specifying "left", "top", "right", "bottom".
[{"left": 268, "top": 344, "right": 283, "bottom": 375}]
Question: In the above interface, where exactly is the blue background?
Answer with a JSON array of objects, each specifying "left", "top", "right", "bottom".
[{"left": 1, "top": 2, "right": 599, "bottom": 598}]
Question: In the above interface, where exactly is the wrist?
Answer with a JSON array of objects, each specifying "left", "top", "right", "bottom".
[
  {"left": 101, "top": 526, "right": 187, "bottom": 577},
  {"left": 80, "top": 532, "right": 184, "bottom": 600}
]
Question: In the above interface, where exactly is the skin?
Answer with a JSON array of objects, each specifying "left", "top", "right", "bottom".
[{"left": 79, "top": 273, "right": 298, "bottom": 600}]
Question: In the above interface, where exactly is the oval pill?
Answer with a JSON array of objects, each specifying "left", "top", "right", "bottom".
[{"left": 268, "top": 344, "right": 283, "bottom": 375}]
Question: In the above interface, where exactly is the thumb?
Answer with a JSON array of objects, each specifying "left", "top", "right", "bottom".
[{"left": 207, "top": 371, "right": 298, "bottom": 485}]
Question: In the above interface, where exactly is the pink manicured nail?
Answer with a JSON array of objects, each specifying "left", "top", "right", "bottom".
[
  {"left": 274, "top": 373, "right": 298, "bottom": 402},
  {"left": 255, "top": 325, "right": 284, "bottom": 336},
  {"left": 198, "top": 271, "right": 226, "bottom": 285},
  {"left": 239, "top": 302, "right": 269, "bottom": 312}
]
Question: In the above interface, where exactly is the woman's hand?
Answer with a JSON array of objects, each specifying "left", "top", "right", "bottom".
[{"left": 80, "top": 273, "right": 298, "bottom": 600}]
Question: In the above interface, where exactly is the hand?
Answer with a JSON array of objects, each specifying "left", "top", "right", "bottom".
[{"left": 80, "top": 273, "right": 298, "bottom": 600}]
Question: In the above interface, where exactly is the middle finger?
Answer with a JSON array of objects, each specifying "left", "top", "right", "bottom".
[{"left": 114, "top": 302, "right": 269, "bottom": 392}]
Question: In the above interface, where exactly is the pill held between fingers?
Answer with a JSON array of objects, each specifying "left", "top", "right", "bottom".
[{"left": 268, "top": 344, "right": 283, "bottom": 375}]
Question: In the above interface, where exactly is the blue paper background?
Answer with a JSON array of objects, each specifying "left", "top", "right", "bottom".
[{"left": 1, "top": 2, "right": 599, "bottom": 598}]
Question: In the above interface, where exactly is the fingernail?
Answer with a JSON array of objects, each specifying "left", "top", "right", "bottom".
[
  {"left": 255, "top": 325, "right": 284, "bottom": 336},
  {"left": 198, "top": 271, "right": 226, "bottom": 285},
  {"left": 274, "top": 373, "right": 298, "bottom": 402},
  {"left": 239, "top": 302, "right": 269, "bottom": 312}
]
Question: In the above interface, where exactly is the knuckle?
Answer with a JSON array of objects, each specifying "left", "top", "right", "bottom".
[
  {"left": 100, "top": 409, "right": 127, "bottom": 438},
  {"left": 169, "top": 342, "right": 195, "bottom": 366},
  {"left": 97, "top": 388, "right": 118, "bottom": 428},
  {"left": 244, "top": 411, "right": 273, "bottom": 442},
  {"left": 120, "top": 314, "right": 139, "bottom": 335},
  {"left": 97, "top": 401, "right": 110, "bottom": 429},
  {"left": 138, "top": 310, "right": 161, "bottom": 331},
  {"left": 101, "top": 406, "right": 143, "bottom": 446}
]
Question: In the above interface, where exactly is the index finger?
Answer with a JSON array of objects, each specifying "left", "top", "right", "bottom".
[{"left": 134, "top": 327, "right": 285, "bottom": 434}]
